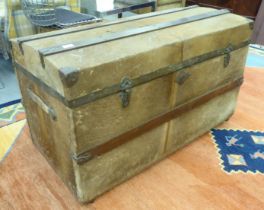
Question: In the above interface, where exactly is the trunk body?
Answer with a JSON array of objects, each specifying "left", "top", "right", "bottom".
[{"left": 12, "top": 6, "right": 252, "bottom": 203}]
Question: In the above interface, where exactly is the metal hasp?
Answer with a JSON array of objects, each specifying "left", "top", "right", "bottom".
[
  {"left": 15, "top": 40, "right": 250, "bottom": 109},
  {"left": 224, "top": 44, "right": 233, "bottom": 68},
  {"left": 119, "top": 77, "right": 132, "bottom": 108},
  {"left": 72, "top": 77, "right": 244, "bottom": 164}
]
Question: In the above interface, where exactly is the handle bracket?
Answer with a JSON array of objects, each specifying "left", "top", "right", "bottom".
[
  {"left": 27, "top": 89, "right": 57, "bottom": 121},
  {"left": 119, "top": 77, "right": 132, "bottom": 108}
]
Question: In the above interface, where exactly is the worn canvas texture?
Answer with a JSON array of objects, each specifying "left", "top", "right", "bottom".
[{"left": 12, "top": 7, "right": 252, "bottom": 202}]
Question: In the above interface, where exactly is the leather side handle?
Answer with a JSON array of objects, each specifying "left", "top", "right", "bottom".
[{"left": 27, "top": 89, "right": 57, "bottom": 121}]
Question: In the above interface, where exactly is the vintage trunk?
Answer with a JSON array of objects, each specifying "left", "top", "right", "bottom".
[{"left": 11, "top": 6, "right": 252, "bottom": 203}]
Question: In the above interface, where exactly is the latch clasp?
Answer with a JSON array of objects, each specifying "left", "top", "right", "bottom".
[
  {"left": 119, "top": 77, "right": 132, "bottom": 108},
  {"left": 224, "top": 44, "right": 233, "bottom": 68}
]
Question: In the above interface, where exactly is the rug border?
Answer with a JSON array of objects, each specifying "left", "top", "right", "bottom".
[
  {"left": 0, "top": 102, "right": 26, "bottom": 128},
  {"left": 210, "top": 128, "right": 264, "bottom": 175},
  {"left": 0, "top": 99, "right": 21, "bottom": 109},
  {"left": 0, "top": 120, "right": 26, "bottom": 164}
]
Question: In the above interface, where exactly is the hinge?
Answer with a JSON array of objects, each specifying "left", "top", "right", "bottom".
[
  {"left": 224, "top": 44, "right": 233, "bottom": 68},
  {"left": 119, "top": 77, "right": 132, "bottom": 108}
]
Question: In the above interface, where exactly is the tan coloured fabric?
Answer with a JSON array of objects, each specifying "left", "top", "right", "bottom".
[
  {"left": 75, "top": 88, "right": 240, "bottom": 202},
  {"left": 12, "top": 7, "right": 252, "bottom": 203},
  {"left": 12, "top": 7, "right": 252, "bottom": 101}
]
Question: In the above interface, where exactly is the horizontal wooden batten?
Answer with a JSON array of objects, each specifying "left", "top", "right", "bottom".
[
  {"left": 72, "top": 77, "right": 243, "bottom": 164},
  {"left": 14, "top": 40, "right": 249, "bottom": 109},
  {"left": 17, "top": 6, "right": 199, "bottom": 54},
  {"left": 38, "top": 9, "right": 230, "bottom": 68}
]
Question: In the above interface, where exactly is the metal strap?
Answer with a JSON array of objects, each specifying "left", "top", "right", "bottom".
[
  {"left": 39, "top": 9, "right": 230, "bottom": 68},
  {"left": 17, "top": 5, "right": 199, "bottom": 54},
  {"left": 14, "top": 40, "right": 249, "bottom": 109},
  {"left": 72, "top": 77, "right": 243, "bottom": 164}
]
